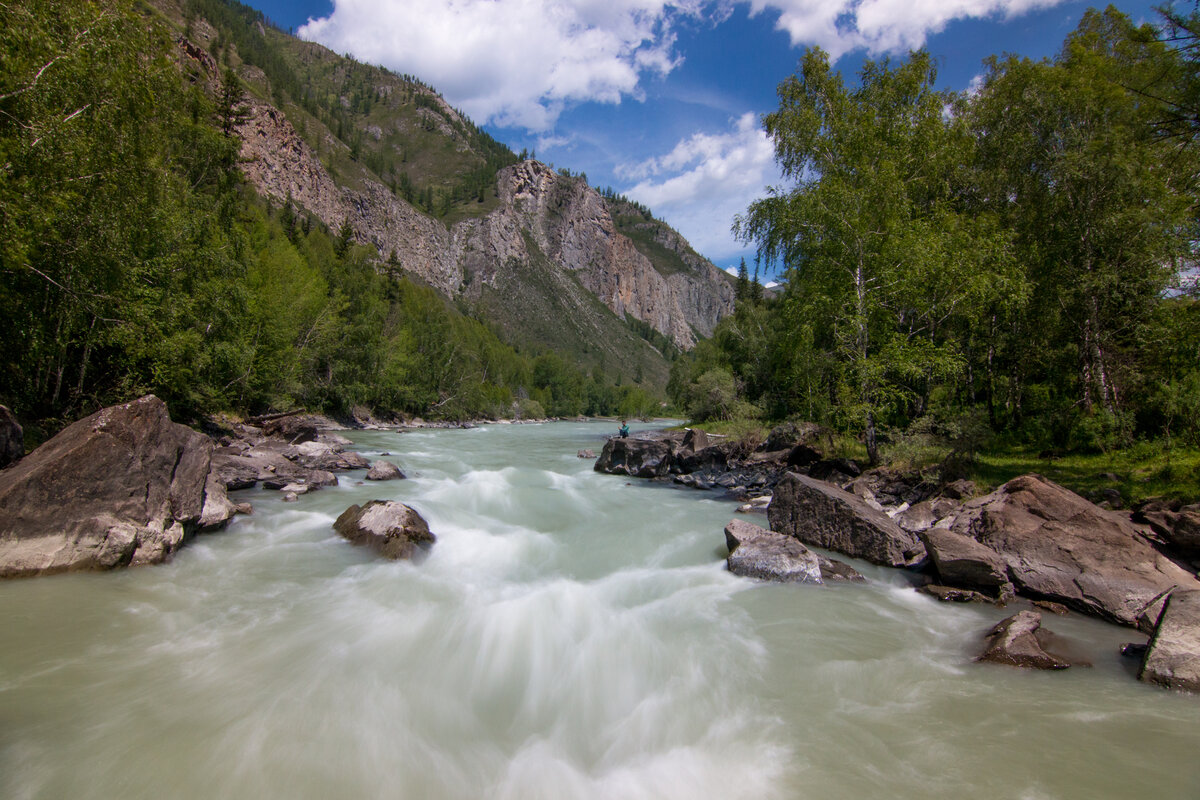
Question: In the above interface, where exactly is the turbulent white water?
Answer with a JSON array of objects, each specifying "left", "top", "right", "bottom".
[{"left": 2, "top": 421, "right": 1198, "bottom": 799}]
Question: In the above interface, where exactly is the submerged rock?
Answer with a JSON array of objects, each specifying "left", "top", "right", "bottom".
[
  {"left": 977, "top": 611, "right": 1072, "bottom": 670},
  {"left": 768, "top": 472, "right": 926, "bottom": 569},
  {"left": 724, "top": 519, "right": 822, "bottom": 584},
  {"left": 334, "top": 500, "right": 435, "bottom": 561},
  {"left": 1140, "top": 590, "right": 1200, "bottom": 692},
  {"left": 948, "top": 474, "right": 1200, "bottom": 630},
  {"left": 0, "top": 395, "right": 212, "bottom": 577}
]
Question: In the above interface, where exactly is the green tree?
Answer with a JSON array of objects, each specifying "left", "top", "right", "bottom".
[
  {"left": 739, "top": 49, "right": 1010, "bottom": 463},
  {"left": 969, "top": 8, "right": 1195, "bottom": 433}
]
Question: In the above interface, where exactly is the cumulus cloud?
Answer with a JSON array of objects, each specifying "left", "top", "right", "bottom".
[
  {"left": 299, "top": 0, "right": 703, "bottom": 131},
  {"left": 620, "top": 113, "right": 780, "bottom": 260},
  {"left": 749, "top": 0, "right": 1065, "bottom": 59}
]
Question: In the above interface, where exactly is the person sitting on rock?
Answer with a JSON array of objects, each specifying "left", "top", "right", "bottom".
[{"left": 619, "top": 421, "right": 630, "bottom": 439}]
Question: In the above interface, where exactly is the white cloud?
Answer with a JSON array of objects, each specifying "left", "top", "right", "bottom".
[
  {"left": 299, "top": 0, "right": 701, "bottom": 131},
  {"left": 748, "top": 0, "right": 1065, "bottom": 59},
  {"left": 620, "top": 113, "right": 781, "bottom": 260}
]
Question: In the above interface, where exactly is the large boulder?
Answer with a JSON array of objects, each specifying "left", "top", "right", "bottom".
[
  {"left": 0, "top": 396, "right": 212, "bottom": 577},
  {"left": 0, "top": 405, "right": 23, "bottom": 469},
  {"left": 948, "top": 474, "right": 1200, "bottom": 629},
  {"left": 594, "top": 437, "right": 674, "bottom": 478},
  {"left": 976, "top": 611, "right": 1072, "bottom": 670},
  {"left": 1139, "top": 590, "right": 1200, "bottom": 692},
  {"left": 918, "top": 527, "right": 1014, "bottom": 601},
  {"left": 724, "top": 519, "right": 823, "bottom": 584},
  {"left": 768, "top": 472, "right": 927, "bottom": 568},
  {"left": 334, "top": 500, "right": 435, "bottom": 561}
]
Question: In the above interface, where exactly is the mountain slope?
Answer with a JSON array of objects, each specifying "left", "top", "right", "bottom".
[{"left": 165, "top": 0, "right": 735, "bottom": 385}]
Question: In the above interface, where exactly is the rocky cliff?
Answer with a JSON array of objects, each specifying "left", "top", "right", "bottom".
[
  {"left": 237, "top": 103, "right": 733, "bottom": 349},
  {"left": 174, "top": 16, "right": 734, "bottom": 353}
]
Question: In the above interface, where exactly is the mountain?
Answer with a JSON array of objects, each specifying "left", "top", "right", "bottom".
[{"left": 165, "top": 0, "right": 735, "bottom": 388}]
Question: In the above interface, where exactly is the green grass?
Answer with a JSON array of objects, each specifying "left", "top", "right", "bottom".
[{"left": 971, "top": 443, "right": 1200, "bottom": 505}]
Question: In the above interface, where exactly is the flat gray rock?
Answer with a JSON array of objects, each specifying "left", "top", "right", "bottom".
[
  {"left": 1140, "top": 590, "right": 1200, "bottom": 692},
  {"left": 724, "top": 519, "right": 822, "bottom": 584}
]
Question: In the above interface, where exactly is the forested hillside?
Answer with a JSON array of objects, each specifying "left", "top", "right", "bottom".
[
  {"left": 0, "top": 0, "right": 662, "bottom": 434},
  {"left": 673, "top": 7, "right": 1200, "bottom": 467}
]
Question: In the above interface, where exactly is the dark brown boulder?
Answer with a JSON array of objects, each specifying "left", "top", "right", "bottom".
[
  {"left": 767, "top": 472, "right": 926, "bottom": 568},
  {"left": 977, "top": 611, "right": 1072, "bottom": 670},
  {"left": 334, "top": 500, "right": 435, "bottom": 560},
  {"left": 1139, "top": 590, "right": 1200, "bottom": 692},
  {"left": 723, "top": 519, "right": 823, "bottom": 584},
  {"left": 918, "top": 527, "right": 1014, "bottom": 600},
  {"left": 262, "top": 414, "right": 318, "bottom": 444},
  {"left": 0, "top": 405, "right": 23, "bottom": 469},
  {"left": 0, "top": 396, "right": 212, "bottom": 577},
  {"left": 1137, "top": 506, "right": 1200, "bottom": 562},
  {"left": 594, "top": 437, "right": 674, "bottom": 478},
  {"left": 948, "top": 474, "right": 1200, "bottom": 629}
]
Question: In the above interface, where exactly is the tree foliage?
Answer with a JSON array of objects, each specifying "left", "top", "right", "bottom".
[{"left": 679, "top": 7, "right": 1199, "bottom": 458}]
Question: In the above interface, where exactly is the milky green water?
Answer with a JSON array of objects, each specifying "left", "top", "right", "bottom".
[{"left": 1, "top": 421, "right": 1197, "bottom": 799}]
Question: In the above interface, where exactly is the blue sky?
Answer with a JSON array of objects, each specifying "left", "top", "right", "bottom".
[{"left": 243, "top": 0, "right": 1166, "bottom": 278}]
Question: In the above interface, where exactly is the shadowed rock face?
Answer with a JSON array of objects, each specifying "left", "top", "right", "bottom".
[
  {"left": 334, "top": 500, "right": 435, "bottom": 561},
  {"left": 0, "top": 405, "right": 22, "bottom": 469},
  {"left": 767, "top": 472, "right": 926, "bottom": 569},
  {"left": 0, "top": 396, "right": 212, "bottom": 577},
  {"left": 949, "top": 474, "right": 1200, "bottom": 630},
  {"left": 1140, "top": 590, "right": 1200, "bottom": 692},
  {"left": 594, "top": 438, "right": 674, "bottom": 479}
]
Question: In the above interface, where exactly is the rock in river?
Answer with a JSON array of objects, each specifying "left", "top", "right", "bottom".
[
  {"left": 334, "top": 500, "right": 435, "bottom": 561},
  {"left": 366, "top": 459, "right": 405, "bottom": 481},
  {"left": 724, "top": 519, "right": 823, "bottom": 584},
  {"left": 0, "top": 395, "right": 212, "bottom": 577},
  {"left": 594, "top": 437, "right": 674, "bottom": 478},
  {"left": 918, "top": 527, "right": 1014, "bottom": 601},
  {"left": 977, "top": 611, "right": 1073, "bottom": 670},
  {"left": 767, "top": 472, "right": 926, "bottom": 569},
  {"left": 1140, "top": 590, "right": 1200, "bottom": 692}
]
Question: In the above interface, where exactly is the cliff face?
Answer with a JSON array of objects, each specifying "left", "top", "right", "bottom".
[{"left": 237, "top": 101, "right": 734, "bottom": 349}]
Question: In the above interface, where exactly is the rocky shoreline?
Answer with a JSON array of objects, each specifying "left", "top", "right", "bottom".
[
  {"left": 3, "top": 399, "right": 1198, "bottom": 694},
  {"left": 594, "top": 427, "right": 1200, "bottom": 693}
]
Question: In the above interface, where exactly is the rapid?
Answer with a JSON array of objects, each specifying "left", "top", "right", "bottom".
[{"left": 1, "top": 421, "right": 1198, "bottom": 799}]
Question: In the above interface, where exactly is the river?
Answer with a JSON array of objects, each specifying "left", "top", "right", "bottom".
[{"left": 1, "top": 420, "right": 1198, "bottom": 799}]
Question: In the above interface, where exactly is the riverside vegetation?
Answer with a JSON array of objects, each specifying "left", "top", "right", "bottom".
[
  {"left": 672, "top": 7, "right": 1200, "bottom": 502},
  {"left": 0, "top": 0, "right": 679, "bottom": 441}
]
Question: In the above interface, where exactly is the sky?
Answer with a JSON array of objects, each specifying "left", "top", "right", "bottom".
[{"left": 242, "top": 0, "right": 1167, "bottom": 278}]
